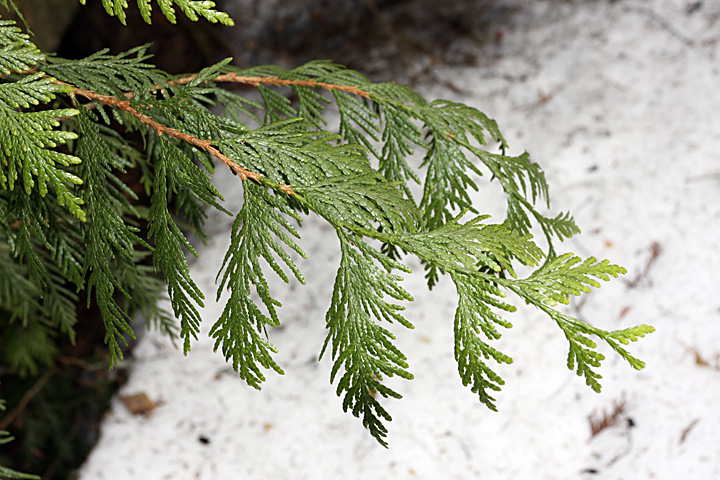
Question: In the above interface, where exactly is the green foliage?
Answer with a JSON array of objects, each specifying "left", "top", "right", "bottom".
[
  {"left": 507, "top": 254, "right": 653, "bottom": 390},
  {"left": 0, "top": 19, "right": 42, "bottom": 74},
  {"left": 0, "top": 17, "right": 174, "bottom": 377},
  {"left": 44, "top": 45, "right": 168, "bottom": 100},
  {"left": 320, "top": 233, "right": 414, "bottom": 447},
  {"left": 80, "top": 0, "right": 234, "bottom": 26},
  {"left": 0, "top": 27, "right": 84, "bottom": 220},
  {"left": 211, "top": 181, "right": 301, "bottom": 387},
  {"left": 0, "top": 7, "right": 655, "bottom": 453}
]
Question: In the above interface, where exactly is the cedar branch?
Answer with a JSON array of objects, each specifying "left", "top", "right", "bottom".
[
  {"left": 49, "top": 71, "right": 376, "bottom": 194},
  {"left": 56, "top": 80, "right": 295, "bottom": 195}
]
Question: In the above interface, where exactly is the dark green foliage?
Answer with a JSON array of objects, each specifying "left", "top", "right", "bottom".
[
  {"left": 452, "top": 271, "right": 515, "bottom": 410},
  {"left": 0, "top": 18, "right": 174, "bottom": 376},
  {"left": 0, "top": 5, "right": 654, "bottom": 454},
  {"left": 44, "top": 45, "right": 169, "bottom": 100},
  {"left": 146, "top": 142, "right": 208, "bottom": 354},
  {"left": 1, "top": 360, "right": 123, "bottom": 480},
  {"left": 75, "top": 110, "right": 143, "bottom": 366},
  {"left": 211, "top": 182, "right": 302, "bottom": 387},
  {"left": 320, "top": 233, "right": 414, "bottom": 447},
  {"left": 1, "top": 402, "right": 40, "bottom": 479}
]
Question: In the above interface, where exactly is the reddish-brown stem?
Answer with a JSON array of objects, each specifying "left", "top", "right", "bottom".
[{"left": 169, "top": 72, "right": 373, "bottom": 98}]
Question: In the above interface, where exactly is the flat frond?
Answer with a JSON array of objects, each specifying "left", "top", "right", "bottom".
[
  {"left": 75, "top": 110, "right": 148, "bottom": 366},
  {"left": 376, "top": 100, "right": 423, "bottom": 199},
  {"left": 193, "top": 61, "right": 576, "bottom": 258},
  {"left": 0, "top": 47, "right": 654, "bottom": 448},
  {"left": 147, "top": 142, "right": 210, "bottom": 354},
  {"left": 45, "top": 45, "right": 169, "bottom": 100},
  {"left": 0, "top": 75, "right": 84, "bottom": 220},
  {"left": 507, "top": 254, "right": 652, "bottom": 391},
  {"left": 297, "top": 174, "right": 421, "bottom": 236},
  {"left": 0, "top": 18, "right": 44, "bottom": 74},
  {"left": 604, "top": 325, "right": 656, "bottom": 370},
  {"left": 452, "top": 272, "right": 515, "bottom": 410},
  {"left": 216, "top": 118, "right": 371, "bottom": 185},
  {"left": 396, "top": 214, "right": 544, "bottom": 280},
  {"left": 210, "top": 182, "right": 305, "bottom": 387},
  {"left": 515, "top": 253, "right": 626, "bottom": 306},
  {"left": 320, "top": 233, "right": 414, "bottom": 447},
  {"left": 396, "top": 98, "right": 506, "bottom": 229}
]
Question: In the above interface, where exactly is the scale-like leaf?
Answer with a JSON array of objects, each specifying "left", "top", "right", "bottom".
[
  {"left": 45, "top": 45, "right": 169, "bottom": 100},
  {"left": 75, "top": 109, "right": 147, "bottom": 366},
  {"left": 147, "top": 141, "right": 212, "bottom": 354},
  {"left": 0, "top": 18, "right": 44, "bottom": 75},
  {"left": 452, "top": 272, "right": 515, "bottom": 410},
  {"left": 396, "top": 214, "right": 544, "bottom": 279},
  {"left": 320, "top": 233, "right": 414, "bottom": 447},
  {"left": 0, "top": 36, "right": 655, "bottom": 449},
  {"left": 0, "top": 75, "right": 84, "bottom": 220},
  {"left": 507, "top": 254, "right": 652, "bottom": 391},
  {"left": 297, "top": 174, "right": 420, "bottom": 236},
  {"left": 211, "top": 182, "right": 304, "bottom": 387},
  {"left": 216, "top": 118, "right": 373, "bottom": 185}
]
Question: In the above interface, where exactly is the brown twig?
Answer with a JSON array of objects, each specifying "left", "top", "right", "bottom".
[
  {"left": 168, "top": 72, "right": 372, "bottom": 98},
  {"left": 55, "top": 72, "right": 372, "bottom": 121},
  {"left": 679, "top": 418, "right": 700, "bottom": 444}
]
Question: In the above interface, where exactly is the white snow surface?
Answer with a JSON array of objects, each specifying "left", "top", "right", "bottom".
[{"left": 79, "top": 1, "right": 720, "bottom": 479}]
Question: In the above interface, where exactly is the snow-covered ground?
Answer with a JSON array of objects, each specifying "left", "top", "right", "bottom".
[{"left": 79, "top": 1, "right": 720, "bottom": 478}]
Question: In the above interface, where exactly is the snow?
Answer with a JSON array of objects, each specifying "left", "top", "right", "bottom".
[{"left": 78, "top": 0, "right": 720, "bottom": 478}]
